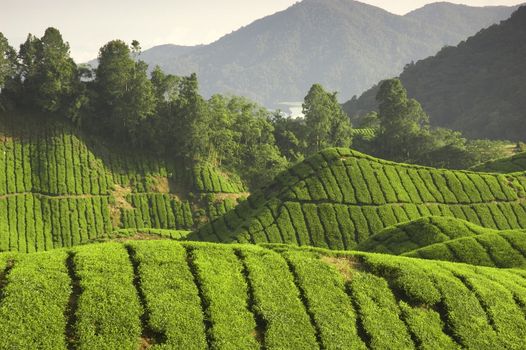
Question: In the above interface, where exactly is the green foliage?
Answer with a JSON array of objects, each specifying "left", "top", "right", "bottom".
[
  {"left": 127, "top": 241, "right": 207, "bottom": 349},
  {"left": 302, "top": 83, "right": 352, "bottom": 154},
  {"left": 94, "top": 40, "right": 155, "bottom": 143},
  {"left": 0, "top": 251, "right": 70, "bottom": 349},
  {"left": 2, "top": 241, "right": 526, "bottom": 348},
  {"left": 344, "top": 7, "right": 526, "bottom": 141},
  {"left": 472, "top": 152, "right": 526, "bottom": 173},
  {"left": 196, "top": 148, "right": 526, "bottom": 250}
]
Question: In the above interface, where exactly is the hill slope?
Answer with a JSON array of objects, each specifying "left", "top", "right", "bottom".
[
  {"left": 472, "top": 152, "right": 526, "bottom": 173},
  {"left": 404, "top": 230, "right": 526, "bottom": 268},
  {"left": 343, "top": 5, "right": 526, "bottom": 140},
  {"left": 192, "top": 148, "right": 526, "bottom": 249},
  {"left": 136, "top": 0, "right": 519, "bottom": 107},
  {"left": 0, "top": 114, "right": 246, "bottom": 253},
  {"left": 1, "top": 240, "right": 526, "bottom": 349},
  {"left": 357, "top": 215, "right": 526, "bottom": 268},
  {"left": 357, "top": 216, "right": 488, "bottom": 254}
]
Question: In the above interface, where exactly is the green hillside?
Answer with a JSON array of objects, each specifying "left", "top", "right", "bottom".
[
  {"left": 472, "top": 152, "right": 526, "bottom": 173},
  {"left": 2, "top": 240, "right": 526, "bottom": 349},
  {"left": 193, "top": 148, "right": 526, "bottom": 249},
  {"left": 357, "top": 216, "right": 489, "bottom": 255},
  {"left": 404, "top": 230, "right": 526, "bottom": 268},
  {"left": 357, "top": 215, "right": 526, "bottom": 268},
  {"left": 0, "top": 114, "right": 246, "bottom": 253}
]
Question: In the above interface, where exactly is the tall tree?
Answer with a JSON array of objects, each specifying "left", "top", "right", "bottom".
[
  {"left": 375, "top": 78, "right": 431, "bottom": 162},
  {"left": 14, "top": 28, "right": 79, "bottom": 115},
  {"left": 94, "top": 40, "right": 155, "bottom": 142},
  {"left": 0, "top": 33, "right": 16, "bottom": 91},
  {"left": 302, "top": 84, "right": 352, "bottom": 154},
  {"left": 0, "top": 33, "right": 17, "bottom": 109}
]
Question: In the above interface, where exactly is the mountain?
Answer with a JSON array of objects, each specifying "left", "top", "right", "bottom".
[
  {"left": 2, "top": 240, "right": 526, "bottom": 349},
  {"left": 133, "top": 0, "right": 519, "bottom": 108},
  {"left": 86, "top": 44, "right": 200, "bottom": 68},
  {"left": 192, "top": 147, "right": 526, "bottom": 249},
  {"left": 343, "top": 6, "right": 526, "bottom": 141}
]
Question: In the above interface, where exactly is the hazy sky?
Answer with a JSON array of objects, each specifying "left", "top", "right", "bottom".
[{"left": 1, "top": 0, "right": 523, "bottom": 62}]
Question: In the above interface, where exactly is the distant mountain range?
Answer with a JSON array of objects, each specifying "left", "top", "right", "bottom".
[
  {"left": 92, "top": 0, "right": 521, "bottom": 108},
  {"left": 343, "top": 5, "right": 526, "bottom": 141}
]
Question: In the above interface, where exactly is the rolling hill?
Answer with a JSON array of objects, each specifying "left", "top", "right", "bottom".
[
  {"left": 343, "top": 5, "right": 526, "bottom": 141},
  {"left": 192, "top": 148, "right": 526, "bottom": 250},
  {"left": 357, "top": 215, "right": 526, "bottom": 268},
  {"left": 0, "top": 113, "right": 246, "bottom": 253},
  {"left": 472, "top": 152, "right": 526, "bottom": 173},
  {"left": 2, "top": 240, "right": 526, "bottom": 349},
  {"left": 357, "top": 216, "right": 489, "bottom": 254},
  {"left": 130, "top": 0, "right": 519, "bottom": 108}
]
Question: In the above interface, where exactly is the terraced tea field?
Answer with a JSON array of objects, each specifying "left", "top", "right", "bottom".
[
  {"left": 472, "top": 151, "right": 526, "bottom": 173},
  {"left": 194, "top": 148, "right": 526, "bottom": 250},
  {"left": 1, "top": 240, "right": 526, "bottom": 349},
  {"left": 0, "top": 117, "right": 245, "bottom": 253}
]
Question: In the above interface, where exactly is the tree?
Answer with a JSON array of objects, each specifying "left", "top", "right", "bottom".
[
  {"left": 0, "top": 33, "right": 17, "bottom": 109},
  {"left": 374, "top": 78, "right": 431, "bottom": 162},
  {"left": 14, "top": 28, "right": 79, "bottom": 116},
  {"left": 0, "top": 33, "right": 16, "bottom": 91},
  {"left": 302, "top": 83, "right": 352, "bottom": 154},
  {"left": 94, "top": 40, "right": 155, "bottom": 143},
  {"left": 270, "top": 111, "right": 306, "bottom": 162}
]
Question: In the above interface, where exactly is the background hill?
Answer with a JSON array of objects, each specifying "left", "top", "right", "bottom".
[
  {"left": 2, "top": 240, "right": 526, "bottom": 349},
  {"left": 343, "top": 5, "right": 526, "bottom": 141},
  {"left": 115, "top": 0, "right": 519, "bottom": 108},
  {"left": 0, "top": 113, "right": 246, "bottom": 253},
  {"left": 192, "top": 148, "right": 526, "bottom": 249}
]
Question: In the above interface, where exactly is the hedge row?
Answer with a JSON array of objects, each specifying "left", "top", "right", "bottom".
[
  {"left": 193, "top": 163, "right": 246, "bottom": 193},
  {"left": 2, "top": 241, "right": 526, "bottom": 349},
  {"left": 404, "top": 230, "right": 526, "bottom": 268},
  {"left": 285, "top": 150, "right": 520, "bottom": 205},
  {"left": 471, "top": 151, "right": 526, "bottom": 173},
  {"left": 120, "top": 193, "right": 194, "bottom": 230},
  {"left": 0, "top": 131, "right": 111, "bottom": 196},
  {"left": 195, "top": 148, "right": 526, "bottom": 250},
  {"left": 0, "top": 195, "right": 112, "bottom": 253},
  {"left": 198, "top": 200, "right": 526, "bottom": 250},
  {"left": 357, "top": 216, "right": 489, "bottom": 255}
]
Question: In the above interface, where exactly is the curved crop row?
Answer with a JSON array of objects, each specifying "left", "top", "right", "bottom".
[
  {"left": 471, "top": 152, "right": 526, "bottom": 173},
  {"left": 1, "top": 241, "right": 526, "bottom": 349},
  {"left": 0, "top": 118, "right": 246, "bottom": 252},
  {"left": 194, "top": 148, "right": 526, "bottom": 249},
  {"left": 357, "top": 216, "right": 491, "bottom": 255},
  {"left": 404, "top": 230, "right": 526, "bottom": 268}
]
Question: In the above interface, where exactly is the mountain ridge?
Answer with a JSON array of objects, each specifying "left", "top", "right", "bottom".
[
  {"left": 124, "top": 0, "right": 520, "bottom": 108},
  {"left": 343, "top": 5, "right": 526, "bottom": 140}
]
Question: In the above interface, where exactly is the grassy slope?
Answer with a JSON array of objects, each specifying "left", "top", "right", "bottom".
[
  {"left": 1, "top": 240, "right": 526, "bottom": 349},
  {"left": 193, "top": 148, "right": 526, "bottom": 250},
  {"left": 404, "top": 230, "right": 526, "bottom": 268},
  {"left": 472, "top": 152, "right": 526, "bottom": 173},
  {"left": 357, "top": 215, "right": 526, "bottom": 268},
  {"left": 0, "top": 114, "right": 245, "bottom": 253},
  {"left": 357, "top": 216, "right": 490, "bottom": 254}
]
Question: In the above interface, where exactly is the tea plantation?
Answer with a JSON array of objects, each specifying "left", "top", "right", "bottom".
[
  {"left": 1, "top": 240, "right": 526, "bottom": 349},
  {"left": 0, "top": 116, "right": 245, "bottom": 253},
  {"left": 472, "top": 152, "right": 526, "bottom": 173},
  {"left": 194, "top": 148, "right": 526, "bottom": 250}
]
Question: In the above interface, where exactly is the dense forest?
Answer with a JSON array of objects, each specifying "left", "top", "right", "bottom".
[{"left": 343, "top": 5, "right": 526, "bottom": 141}]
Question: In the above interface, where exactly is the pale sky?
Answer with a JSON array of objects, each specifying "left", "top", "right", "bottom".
[{"left": 0, "top": 0, "right": 523, "bottom": 62}]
